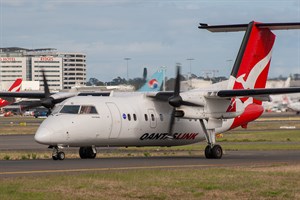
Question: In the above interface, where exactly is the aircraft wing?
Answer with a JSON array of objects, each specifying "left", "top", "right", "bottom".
[
  {"left": 147, "top": 91, "right": 174, "bottom": 101},
  {"left": 0, "top": 91, "right": 111, "bottom": 99},
  {"left": 147, "top": 87, "right": 300, "bottom": 103},
  {"left": 0, "top": 91, "right": 46, "bottom": 99}
]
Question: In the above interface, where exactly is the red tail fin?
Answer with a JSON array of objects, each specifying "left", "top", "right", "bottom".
[
  {"left": 226, "top": 22, "right": 275, "bottom": 105},
  {"left": 228, "top": 21, "right": 275, "bottom": 90},
  {"left": 8, "top": 78, "right": 22, "bottom": 92}
]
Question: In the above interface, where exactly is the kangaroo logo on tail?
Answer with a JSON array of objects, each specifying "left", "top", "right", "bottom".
[{"left": 8, "top": 78, "right": 22, "bottom": 92}]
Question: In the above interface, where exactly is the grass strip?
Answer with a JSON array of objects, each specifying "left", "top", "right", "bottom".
[{"left": 0, "top": 164, "right": 299, "bottom": 200}]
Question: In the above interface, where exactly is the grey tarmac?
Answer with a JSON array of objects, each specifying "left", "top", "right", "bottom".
[{"left": 0, "top": 150, "right": 299, "bottom": 178}]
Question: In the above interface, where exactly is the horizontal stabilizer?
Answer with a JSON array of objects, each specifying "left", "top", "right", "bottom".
[{"left": 199, "top": 22, "right": 300, "bottom": 32}]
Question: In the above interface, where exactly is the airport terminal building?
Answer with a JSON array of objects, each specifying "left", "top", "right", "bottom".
[{"left": 0, "top": 47, "right": 86, "bottom": 91}]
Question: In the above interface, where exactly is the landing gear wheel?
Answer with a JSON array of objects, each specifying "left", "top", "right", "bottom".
[
  {"left": 51, "top": 146, "right": 65, "bottom": 160},
  {"left": 79, "top": 147, "right": 97, "bottom": 159},
  {"left": 205, "top": 145, "right": 213, "bottom": 159},
  {"left": 52, "top": 155, "right": 58, "bottom": 160},
  {"left": 204, "top": 145, "right": 223, "bottom": 159},
  {"left": 57, "top": 152, "right": 65, "bottom": 160},
  {"left": 211, "top": 145, "right": 223, "bottom": 159}
]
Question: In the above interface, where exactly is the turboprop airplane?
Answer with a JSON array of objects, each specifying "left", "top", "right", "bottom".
[
  {"left": 0, "top": 78, "right": 22, "bottom": 108},
  {"left": 2, "top": 21, "right": 300, "bottom": 161}
]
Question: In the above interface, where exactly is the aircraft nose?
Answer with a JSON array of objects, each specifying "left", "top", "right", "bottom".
[{"left": 34, "top": 127, "right": 52, "bottom": 144}]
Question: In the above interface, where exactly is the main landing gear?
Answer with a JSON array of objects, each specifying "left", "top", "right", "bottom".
[
  {"left": 204, "top": 144, "right": 223, "bottom": 159},
  {"left": 79, "top": 146, "right": 97, "bottom": 159},
  {"left": 200, "top": 119, "right": 223, "bottom": 159},
  {"left": 51, "top": 146, "right": 65, "bottom": 160}
]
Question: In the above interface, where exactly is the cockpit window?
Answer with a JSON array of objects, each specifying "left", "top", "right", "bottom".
[
  {"left": 80, "top": 105, "right": 98, "bottom": 114},
  {"left": 59, "top": 105, "right": 80, "bottom": 114},
  {"left": 51, "top": 105, "right": 63, "bottom": 115}
]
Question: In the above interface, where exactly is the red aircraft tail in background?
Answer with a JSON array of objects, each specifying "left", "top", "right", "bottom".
[{"left": 0, "top": 79, "right": 22, "bottom": 108}]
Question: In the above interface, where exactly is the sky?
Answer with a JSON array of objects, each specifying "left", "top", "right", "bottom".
[{"left": 0, "top": 0, "right": 300, "bottom": 82}]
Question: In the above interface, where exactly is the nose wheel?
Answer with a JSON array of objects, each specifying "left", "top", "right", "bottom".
[{"left": 52, "top": 146, "right": 65, "bottom": 160}]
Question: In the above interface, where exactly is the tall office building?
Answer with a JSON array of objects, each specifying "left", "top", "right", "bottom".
[
  {"left": 0, "top": 47, "right": 86, "bottom": 91},
  {"left": 61, "top": 53, "right": 86, "bottom": 89}
]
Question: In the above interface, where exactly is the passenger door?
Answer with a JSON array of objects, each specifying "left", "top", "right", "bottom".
[{"left": 106, "top": 102, "right": 122, "bottom": 139}]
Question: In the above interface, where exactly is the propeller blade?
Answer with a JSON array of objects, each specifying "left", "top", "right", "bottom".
[
  {"left": 174, "top": 64, "right": 181, "bottom": 96},
  {"left": 167, "top": 108, "right": 176, "bottom": 138},
  {"left": 41, "top": 70, "right": 50, "bottom": 98},
  {"left": 168, "top": 65, "right": 182, "bottom": 107},
  {"left": 21, "top": 101, "right": 43, "bottom": 111}
]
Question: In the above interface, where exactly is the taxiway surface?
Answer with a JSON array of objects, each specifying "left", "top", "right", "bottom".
[
  {"left": 1, "top": 150, "right": 299, "bottom": 178},
  {"left": 0, "top": 134, "right": 43, "bottom": 151}
]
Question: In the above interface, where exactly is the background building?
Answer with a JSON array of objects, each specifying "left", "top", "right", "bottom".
[
  {"left": 0, "top": 47, "right": 86, "bottom": 91},
  {"left": 61, "top": 53, "right": 87, "bottom": 89}
]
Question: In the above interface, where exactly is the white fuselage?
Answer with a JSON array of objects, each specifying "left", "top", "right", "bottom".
[
  {"left": 35, "top": 94, "right": 215, "bottom": 147},
  {"left": 288, "top": 101, "right": 300, "bottom": 112}
]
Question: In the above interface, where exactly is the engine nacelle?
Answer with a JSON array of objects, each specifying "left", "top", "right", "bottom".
[{"left": 177, "top": 97, "right": 245, "bottom": 119}]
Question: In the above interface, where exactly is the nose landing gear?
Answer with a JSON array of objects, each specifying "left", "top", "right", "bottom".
[{"left": 51, "top": 146, "right": 65, "bottom": 160}]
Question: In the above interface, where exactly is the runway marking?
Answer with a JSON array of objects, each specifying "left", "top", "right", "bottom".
[{"left": 0, "top": 164, "right": 223, "bottom": 176}]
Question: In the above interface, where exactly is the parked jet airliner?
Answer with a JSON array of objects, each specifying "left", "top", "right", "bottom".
[{"left": 1, "top": 21, "right": 300, "bottom": 160}]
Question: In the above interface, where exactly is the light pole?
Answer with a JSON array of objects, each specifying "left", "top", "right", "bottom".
[
  {"left": 186, "top": 58, "right": 194, "bottom": 89},
  {"left": 124, "top": 58, "right": 131, "bottom": 80},
  {"left": 186, "top": 58, "right": 194, "bottom": 78},
  {"left": 226, "top": 59, "right": 233, "bottom": 75}
]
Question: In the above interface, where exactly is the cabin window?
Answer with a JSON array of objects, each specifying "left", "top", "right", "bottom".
[
  {"left": 151, "top": 114, "right": 155, "bottom": 121},
  {"left": 127, "top": 114, "right": 131, "bottom": 121},
  {"left": 60, "top": 105, "right": 80, "bottom": 114},
  {"left": 133, "top": 114, "right": 137, "bottom": 121},
  {"left": 80, "top": 105, "right": 98, "bottom": 114},
  {"left": 144, "top": 114, "right": 148, "bottom": 121},
  {"left": 159, "top": 114, "right": 163, "bottom": 121}
]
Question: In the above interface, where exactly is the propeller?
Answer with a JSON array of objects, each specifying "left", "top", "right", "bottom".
[
  {"left": 166, "top": 65, "right": 181, "bottom": 138},
  {"left": 22, "top": 70, "right": 57, "bottom": 111},
  {"left": 166, "top": 64, "right": 203, "bottom": 138}
]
